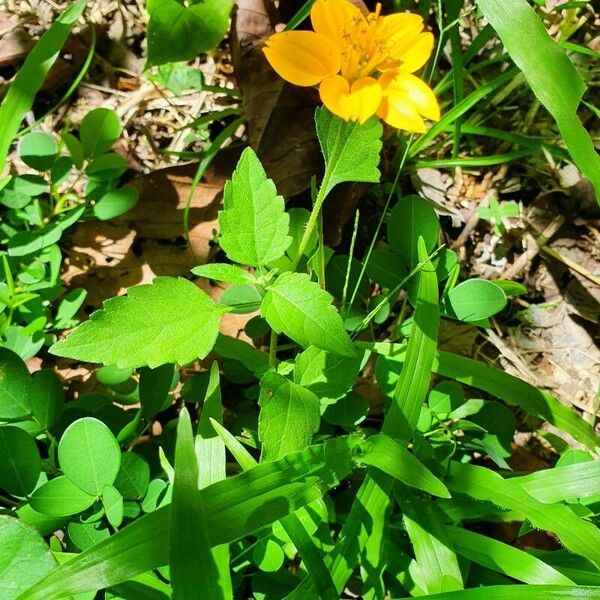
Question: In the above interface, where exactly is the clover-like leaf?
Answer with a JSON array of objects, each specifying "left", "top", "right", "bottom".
[
  {"left": 218, "top": 148, "right": 291, "bottom": 267},
  {"left": 261, "top": 272, "right": 355, "bottom": 357},
  {"left": 51, "top": 277, "right": 229, "bottom": 368}
]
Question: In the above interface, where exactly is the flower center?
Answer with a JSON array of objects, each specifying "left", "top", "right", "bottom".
[{"left": 340, "top": 3, "right": 391, "bottom": 83}]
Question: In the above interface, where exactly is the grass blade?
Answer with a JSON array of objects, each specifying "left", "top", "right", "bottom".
[
  {"left": 446, "top": 461, "right": 600, "bottom": 568},
  {"left": 170, "top": 407, "right": 223, "bottom": 599},
  {"left": 477, "top": 0, "right": 600, "bottom": 200},
  {"left": 0, "top": 0, "right": 87, "bottom": 173},
  {"left": 19, "top": 437, "right": 358, "bottom": 599},
  {"left": 393, "top": 586, "right": 600, "bottom": 599},
  {"left": 445, "top": 526, "right": 574, "bottom": 585},
  {"left": 396, "top": 488, "right": 463, "bottom": 594},
  {"left": 197, "top": 364, "right": 232, "bottom": 599}
]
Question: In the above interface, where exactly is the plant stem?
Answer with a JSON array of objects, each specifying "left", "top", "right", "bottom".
[
  {"left": 290, "top": 167, "right": 333, "bottom": 272},
  {"left": 268, "top": 330, "right": 278, "bottom": 368}
]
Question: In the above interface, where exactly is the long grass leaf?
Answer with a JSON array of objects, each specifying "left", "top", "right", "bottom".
[
  {"left": 288, "top": 238, "right": 441, "bottom": 599},
  {"left": 396, "top": 488, "right": 463, "bottom": 594},
  {"left": 170, "top": 408, "right": 223, "bottom": 599},
  {"left": 393, "top": 586, "right": 600, "bottom": 599},
  {"left": 0, "top": 0, "right": 87, "bottom": 173},
  {"left": 446, "top": 461, "right": 600, "bottom": 568},
  {"left": 477, "top": 0, "right": 600, "bottom": 200},
  {"left": 197, "top": 364, "right": 232, "bottom": 599},
  {"left": 445, "top": 526, "right": 574, "bottom": 585},
  {"left": 19, "top": 437, "right": 358, "bottom": 599}
]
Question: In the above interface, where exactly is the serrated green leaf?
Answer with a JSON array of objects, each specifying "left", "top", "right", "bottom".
[
  {"left": 261, "top": 272, "right": 355, "bottom": 357},
  {"left": 50, "top": 277, "right": 229, "bottom": 368},
  {"left": 315, "top": 108, "right": 382, "bottom": 197},
  {"left": 218, "top": 147, "right": 291, "bottom": 267},
  {"left": 259, "top": 372, "right": 320, "bottom": 461}
]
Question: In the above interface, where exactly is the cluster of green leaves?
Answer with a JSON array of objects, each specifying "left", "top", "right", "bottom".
[
  {"left": 0, "top": 105, "right": 595, "bottom": 599},
  {"left": 0, "top": 109, "right": 138, "bottom": 359}
]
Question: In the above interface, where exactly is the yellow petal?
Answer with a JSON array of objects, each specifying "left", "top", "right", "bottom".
[
  {"left": 397, "top": 32, "right": 435, "bottom": 73},
  {"left": 377, "top": 96, "right": 425, "bottom": 132},
  {"left": 378, "top": 12, "right": 424, "bottom": 43},
  {"left": 263, "top": 31, "right": 341, "bottom": 87},
  {"left": 320, "top": 75, "right": 382, "bottom": 124},
  {"left": 311, "top": 0, "right": 364, "bottom": 42},
  {"left": 380, "top": 70, "right": 439, "bottom": 120}
]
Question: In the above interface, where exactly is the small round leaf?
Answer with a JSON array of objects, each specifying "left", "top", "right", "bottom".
[
  {"left": 446, "top": 279, "right": 507, "bottom": 322},
  {"left": 93, "top": 187, "right": 139, "bottom": 220},
  {"left": 114, "top": 451, "right": 150, "bottom": 500},
  {"left": 80, "top": 108, "right": 122, "bottom": 158},
  {"left": 18, "top": 132, "right": 58, "bottom": 171},
  {"left": 58, "top": 417, "right": 121, "bottom": 495},
  {"left": 29, "top": 476, "right": 96, "bottom": 516},
  {"left": 388, "top": 195, "right": 439, "bottom": 267},
  {"left": 0, "top": 426, "right": 41, "bottom": 496}
]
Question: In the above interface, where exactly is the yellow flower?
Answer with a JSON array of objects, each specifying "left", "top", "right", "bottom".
[{"left": 263, "top": 0, "right": 440, "bottom": 132}]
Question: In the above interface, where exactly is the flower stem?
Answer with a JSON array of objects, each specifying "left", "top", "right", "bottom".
[{"left": 290, "top": 167, "right": 332, "bottom": 272}]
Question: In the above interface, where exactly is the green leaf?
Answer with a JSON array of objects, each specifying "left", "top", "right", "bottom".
[
  {"left": 445, "top": 526, "right": 574, "bottom": 585},
  {"left": 477, "top": 0, "right": 600, "bottom": 201},
  {"left": 315, "top": 108, "right": 382, "bottom": 197},
  {"left": 446, "top": 461, "right": 600, "bottom": 568},
  {"left": 388, "top": 196, "right": 440, "bottom": 268},
  {"left": 171, "top": 407, "right": 223, "bottom": 599},
  {"left": 102, "top": 485, "right": 124, "bottom": 529},
  {"left": 85, "top": 153, "right": 128, "bottom": 181},
  {"left": 289, "top": 238, "right": 441, "bottom": 599},
  {"left": 0, "top": 425, "right": 41, "bottom": 496},
  {"left": 293, "top": 346, "right": 362, "bottom": 404},
  {"left": 18, "top": 132, "right": 58, "bottom": 171},
  {"left": 0, "top": 516, "right": 57, "bottom": 600},
  {"left": 80, "top": 108, "right": 122, "bottom": 158},
  {"left": 51, "top": 277, "right": 229, "bottom": 368},
  {"left": 397, "top": 489, "right": 463, "bottom": 595},
  {"left": 196, "top": 364, "right": 233, "bottom": 598},
  {"left": 218, "top": 147, "right": 291, "bottom": 267},
  {"left": 29, "top": 476, "right": 96, "bottom": 516},
  {"left": 29, "top": 370, "right": 64, "bottom": 430},
  {"left": 515, "top": 460, "right": 600, "bottom": 504},
  {"left": 93, "top": 187, "right": 139, "bottom": 220},
  {"left": 259, "top": 372, "right": 320, "bottom": 461},
  {"left": 361, "top": 434, "right": 449, "bottom": 498},
  {"left": 139, "top": 364, "right": 174, "bottom": 418},
  {"left": 393, "top": 586, "right": 600, "bottom": 600},
  {"left": 0, "top": 0, "right": 87, "bottom": 174},
  {"left": 58, "top": 417, "right": 121, "bottom": 496},
  {"left": 0, "top": 348, "right": 31, "bottom": 420},
  {"left": 19, "top": 437, "right": 359, "bottom": 599},
  {"left": 261, "top": 272, "right": 355, "bottom": 357},
  {"left": 432, "top": 351, "right": 599, "bottom": 451},
  {"left": 445, "top": 279, "right": 507, "bottom": 321},
  {"left": 114, "top": 452, "right": 150, "bottom": 500},
  {"left": 192, "top": 263, "right": 256, "bottom": 285},
  {"left": 146, "top": 0, "right": 234, "bottom": 67},
  {"left": 148, "top": 62, "right": 205, "bottom": 95},
  {"left": 364, "top": 249, "right": 407, "bottom": 289}
]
